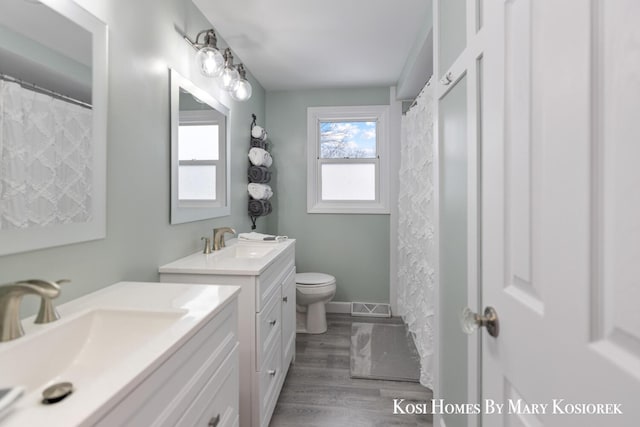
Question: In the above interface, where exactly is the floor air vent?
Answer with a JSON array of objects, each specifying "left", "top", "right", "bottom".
[{"left": 351, "top": 302, "right": 391, "bottom": 318}]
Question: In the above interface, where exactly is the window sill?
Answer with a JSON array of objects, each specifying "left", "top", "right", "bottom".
[{"left": 307, "top": 201, "right": 390, "bottom": 215}]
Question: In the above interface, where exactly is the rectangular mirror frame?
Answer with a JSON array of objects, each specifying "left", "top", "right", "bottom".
[
  {"left": 0, "top": 0, "right": 108, "bottom": 256},
  {"left": 170, "top": 68, "right": 231, "bottom": 224}
]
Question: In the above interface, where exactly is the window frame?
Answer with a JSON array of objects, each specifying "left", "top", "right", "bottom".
[{"left": 307, "top": 105, "right": 390, "bottom": 214}]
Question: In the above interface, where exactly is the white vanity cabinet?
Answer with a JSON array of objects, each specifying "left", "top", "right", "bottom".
[
  {"left": 159, "top": 239, "right": 296, "bottom": 427},
  {"left": 94, "top": 288, "right": 240, "bottom": 427}
]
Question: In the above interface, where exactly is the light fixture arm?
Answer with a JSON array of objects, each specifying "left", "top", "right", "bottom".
[
  {"left": 196, "top": 29, "right": 218, "bottom": 47},
  {"left": 223, "top": 48, "right": 235, "bottom": 67},
  {"left": 183, "top": 28, "right": 219, "bottom": 52},
  {"left": 236, "top": 64, "right": 247, "bottom": 79}
]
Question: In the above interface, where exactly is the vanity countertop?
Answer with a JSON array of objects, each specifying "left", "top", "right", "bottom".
[
  {"left": 0, "top": 281, "right": 240, "bottom": 427},
  {"left": 158, "top": 238, "right": 296, "bottom": 276}
]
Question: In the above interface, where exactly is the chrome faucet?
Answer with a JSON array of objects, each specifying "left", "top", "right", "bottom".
[
  {"left": 213, "top": 227, "right": 236, "bottom": 251},
  {"left": 0, "top": 279, "right": 65, "bottom": 342}
]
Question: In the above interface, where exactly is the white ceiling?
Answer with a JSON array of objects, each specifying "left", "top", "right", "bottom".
[{"left": 192, "top": 0, "right": 431, "bottom": 92}]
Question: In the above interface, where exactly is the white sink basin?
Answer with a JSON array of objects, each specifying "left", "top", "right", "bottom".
[
  {"left": 0, "top": 309, "right": 183, "bottom": 394},
  {"left": 218, "top": 244, "right": 275, "bottom": 259},
  {"left": 0, "top": 281, "right": 240, "bottom": 427}
]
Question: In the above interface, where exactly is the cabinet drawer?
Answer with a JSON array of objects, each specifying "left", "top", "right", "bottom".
[
  {"left": 177, "top": 344, "right": 239, "bottom": 427},
  {"left": 96, "top": 301, "right": 238, "bottom": 427},
  {"left": 256, "top": 245, "right": 294, "bottom": 312},
  {"left": 281, "top": 266, "right": 296, "bottom": 367},
  {"left": 255, "top": 289, "right": 282, "bottom": 370},
  {"left": 258, "top": 339, "right": 282, "bottom": 427}
]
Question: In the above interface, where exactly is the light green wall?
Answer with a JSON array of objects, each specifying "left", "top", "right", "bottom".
[
  {"left": 0, "top": 0, "right": 268, "bottom": 317},
  {"left": 266, "top": 88, "right": 391, "bottom": 304}
]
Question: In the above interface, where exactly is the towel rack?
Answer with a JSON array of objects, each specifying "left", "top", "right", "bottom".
[{"left": 248, "top": 113, "right": 273, "bottom": 229}]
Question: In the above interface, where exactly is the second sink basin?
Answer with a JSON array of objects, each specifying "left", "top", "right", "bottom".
[
  {"left": 219, "top": 244, "right": 275, "bottom": 259},
  {"left": 159, "top": 238, "right": 295, "bottom": 276}
]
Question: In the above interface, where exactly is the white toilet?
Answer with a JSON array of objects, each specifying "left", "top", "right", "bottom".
[{"left": 295, "top": 272, "right": 336, "bottom": 334}]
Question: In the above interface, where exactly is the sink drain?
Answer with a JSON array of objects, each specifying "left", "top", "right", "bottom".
[{"left": 41, "top": 382, "right": 73, "bottom": 404}]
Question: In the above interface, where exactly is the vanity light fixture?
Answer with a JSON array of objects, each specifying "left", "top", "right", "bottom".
[
  {"left": 183, "top": 30, "right": 252, "bottom": 101},
  {"left": 231, "top": 64, "right": 252, "bottom": 102}
]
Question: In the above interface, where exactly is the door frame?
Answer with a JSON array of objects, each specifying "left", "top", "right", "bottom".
[{"left": 433, "top": 0, "right": 487, "bottom": 426}]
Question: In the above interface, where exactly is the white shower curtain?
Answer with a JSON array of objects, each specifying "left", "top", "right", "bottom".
[
  {"left": 397, "top": 81, "right": 435, "bottom": 388},
  {"left": 0, "top": 79, "right": 93, "bottom": 230}
]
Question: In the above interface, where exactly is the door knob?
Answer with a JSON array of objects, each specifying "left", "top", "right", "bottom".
[{"left": 461, "top": 306, "right": 499, "bottom": 338}]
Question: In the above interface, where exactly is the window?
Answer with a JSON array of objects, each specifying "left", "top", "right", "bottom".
[{"left": 307, "top": 106, "right": 390, "bottom": 214}]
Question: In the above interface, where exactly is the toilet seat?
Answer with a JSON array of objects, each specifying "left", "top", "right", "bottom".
[{"left": 296, "top": 272, "right": 335, "bottom": 288}]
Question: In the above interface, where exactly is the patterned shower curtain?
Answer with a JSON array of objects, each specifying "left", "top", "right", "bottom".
[
  {"left": 397, "top": 81, "right": 435, "bottom": 388},
  {"left": 0, "top": 79, "right": 93, "bottom": 230}
]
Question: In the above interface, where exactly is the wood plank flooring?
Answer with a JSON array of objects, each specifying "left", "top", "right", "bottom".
[{"left": 269, "top": 314, "right": 433, "bottom": 427}]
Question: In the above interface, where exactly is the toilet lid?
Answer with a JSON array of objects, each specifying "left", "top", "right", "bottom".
[{"left": 296, "top": 272, "right": 335, "bottom": 286}]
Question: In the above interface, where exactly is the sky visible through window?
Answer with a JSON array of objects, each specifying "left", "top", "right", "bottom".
[{"left": 320, "top": 121, "right": 376, "bottom": 158}]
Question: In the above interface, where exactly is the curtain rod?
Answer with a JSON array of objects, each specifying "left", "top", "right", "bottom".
[{"left": 0, "top": 73, "right": 92, "bottom": 110}]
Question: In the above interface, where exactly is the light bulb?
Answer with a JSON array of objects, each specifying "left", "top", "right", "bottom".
[
  {"left": 218, "top": 65, "right": 240, "bottom": 91},
  {"left": 231, "top": 78, "right": 252, "bottom": 101},
  {"left": 196, "top": 47, "right": 224, "bottom": 77}
]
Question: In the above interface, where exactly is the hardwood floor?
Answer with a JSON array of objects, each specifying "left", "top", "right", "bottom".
[{"left": 269, "top": 314, "right": 433, "bottom": 427}]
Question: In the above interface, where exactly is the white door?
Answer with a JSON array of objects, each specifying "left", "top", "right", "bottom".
[{"left": 481, "top": 1, "right": 640, "bottom": 426}]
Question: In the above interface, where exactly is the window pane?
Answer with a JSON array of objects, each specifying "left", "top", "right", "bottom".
[
  {"left": 321, "top": 163, "right": 375, "bottom": 200},
  {"left": 320, "top": 121, "right": 376, "bottom": 159},
  {"left": 178, "top": 124, "right": 219, "bottom": 160},
  {"left": 178, "top": 165, "right": 216, "bottom": 200}
]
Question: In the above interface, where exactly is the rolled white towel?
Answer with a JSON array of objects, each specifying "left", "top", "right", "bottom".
[
  {"left": 248, "top": 183, "right": 273, "bottom": 200},
  {"left": 238, "top": 232, "right": 288, "bottom": 242},
  {"left": 251, "top": 125, "right": 268, "bottom": 141},
  {"left": 248, "top": 147, "right": 272, "bottom": 167}
]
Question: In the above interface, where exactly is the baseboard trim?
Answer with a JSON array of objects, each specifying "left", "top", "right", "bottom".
[{"left": 325, "top": 301, "right": 352, "bottom": 314}]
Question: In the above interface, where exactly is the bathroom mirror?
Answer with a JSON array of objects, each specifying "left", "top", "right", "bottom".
[
  {"left": 0, "top": 0, "right": 108, "bottom": 256},
  {"left": 170, "top": 69, "right": 230, "bottom": 224}
]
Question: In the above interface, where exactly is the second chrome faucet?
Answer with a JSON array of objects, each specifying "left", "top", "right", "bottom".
[{"left": 213, "top": 227, "right": 236, "bottom": 251}]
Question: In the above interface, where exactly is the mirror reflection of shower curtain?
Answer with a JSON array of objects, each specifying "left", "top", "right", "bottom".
[
  {"left": 0, "top": 80, "right": 93, "bottom": 230},
  {"left": 397, "top": 81, "right": 434, "bottom": 388}
]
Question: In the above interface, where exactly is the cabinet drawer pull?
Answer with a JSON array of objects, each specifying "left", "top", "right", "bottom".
[
  {"left": 208, "top": 414, "right": 220, "bottom": 427},
  {"left": 268, "top": 369, "right": 277, "bottom": 376},
  {"left": 282, "top": 296, "right": 288, "bottom": 302},
  {"left": 269, "top": 319, "right": 277, "bottom": 326}
]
